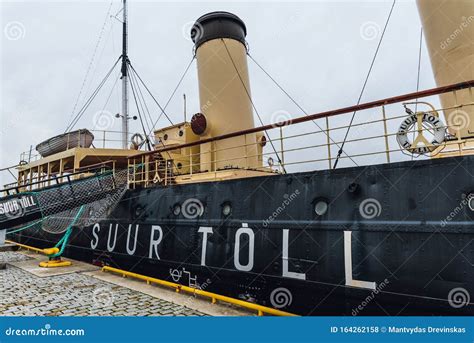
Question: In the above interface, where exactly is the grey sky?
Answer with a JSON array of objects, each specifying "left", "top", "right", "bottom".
[{"left": 0, "top": 0, "right": 437, "bottom": 185}]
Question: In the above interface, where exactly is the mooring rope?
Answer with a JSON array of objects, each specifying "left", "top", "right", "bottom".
[
  {"left": 48, "top": 205, "right": 85, "bottom": 258},
  {"left": 6, "top": 216, "right": 47, "bottom": 235}
]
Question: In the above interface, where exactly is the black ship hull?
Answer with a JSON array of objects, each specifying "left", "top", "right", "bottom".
[{"left": 12, "top": 155, "right": 474, "bottom": 315}]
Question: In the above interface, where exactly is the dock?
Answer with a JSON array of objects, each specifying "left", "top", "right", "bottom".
[{"left": 0, "top": 250, "right": 248, "bottom": 317}]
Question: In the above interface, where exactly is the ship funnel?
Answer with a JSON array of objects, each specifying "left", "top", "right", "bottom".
[
  {"left": 417, "top": 0, "right": 474, "bottom": 139},
  {"left": 190, "top": 12, "right": 260, "bottom": 172}
]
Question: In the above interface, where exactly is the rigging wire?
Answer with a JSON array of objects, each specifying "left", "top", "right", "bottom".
[
  {"left": 85, "top": 15, "right": 117, "bottom": 97},
  {"left": 96, "top": 73, "right": 120, "bottom": 128},
  {"left": 68, "top": 0, "right": 114, "bottom": 126},
  {"left": 127, "top": 63, "right": 152, "bottom": 151},
  {"left": 125, "top": 58, "right": 195, "bottom": 178},
  {"left": 132, "top": 56, "right": 195, "bottom": 136},
  {"left": 128, "top": 63, "right": 176, "bottom": 127},
  {"left": 0, "top": 164, "right": 20, "bottom": 181},
  {"left": 247, "top": 53, "right": 359, "bottom": 167},
  {"left": 66, "top": 56, "right": 120, "bottom": 132},
  {"left": 332, "top": 0, "right": 396, "bottom": 169},
  {"left": 221, "top": 39, "right": 287, "bottom": 173},
  {"left": 128, "top": 65, "right": 149, "bottom": 132},
  {"left": 127, "top": 64, "right": 180, "bottom": 173},
  {"left": 415, "top": 28, "right": 423, "bottom": 107},
  {"left": 65, "top": 56, "right": 121, "bottom": 133},
  {"left": 102, "top": 74, "right": 121, "bottom": 111},
  {"left": 129, "top": 64, "right": 155, "bottom": 135},
  {"left": 412, "top": 27, "right": 423, "bottom": 160}
]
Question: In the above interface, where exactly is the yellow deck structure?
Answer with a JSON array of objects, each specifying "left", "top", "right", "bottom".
[{"left": 13, "top": 148, "right": 136, "bottom": 192}]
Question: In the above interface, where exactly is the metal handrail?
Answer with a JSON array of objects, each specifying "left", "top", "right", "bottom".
[
  {"left": 130, "top": 80, "right": 474, "bottom": 158},
  {"left": 128, "top": 123, "right": 456, "bottom": 173},
  {"left": 17, "top": 130, "right": 150, "bottom": 162},
  {"left": 1, "top": 161, "right": 115, "bottom": 195},
  {"left": 9, "top": 81, "right": 474, "bottom": 191}
]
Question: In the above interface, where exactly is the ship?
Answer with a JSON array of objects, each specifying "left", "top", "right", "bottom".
[{"left": 1, "top": 0, "right": 473, "bottom": 316}]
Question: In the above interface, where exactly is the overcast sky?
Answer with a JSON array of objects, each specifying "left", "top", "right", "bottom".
[{"left": 0, "top": 0, "right": 437, "bottom": 185}]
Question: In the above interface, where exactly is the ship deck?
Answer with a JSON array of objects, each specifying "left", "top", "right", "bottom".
[{"left": 0, "top": 250, "right": 248, "bottom": 317}]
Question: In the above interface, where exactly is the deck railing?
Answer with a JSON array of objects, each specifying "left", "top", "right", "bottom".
[
  {"left": 18, "top": 130, "right": 149, "bottom": 164},
  {"left": 2, "top": 161, "right": 116, "bottom": 196},
  {"left": 127, "top": 80, "right": 474, "bottom": 188},
  {"left": 5, "top": 81, "right": 474, "bottom": 192}
]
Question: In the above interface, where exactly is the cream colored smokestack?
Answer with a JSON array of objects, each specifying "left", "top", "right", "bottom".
[
  {"left": 417, "top": 0, "right": 474, "bottom": 138},
  {"left": 191, "top": 12, "right": 259, "bottom": 172}
]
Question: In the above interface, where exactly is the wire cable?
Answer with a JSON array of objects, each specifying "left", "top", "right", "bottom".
[
  {"left": 247, "top": 53, "right": 358, "bottom": 167},
  {"left": 128, "top": 65, "right": 150, "bottom": 132},
  {"left": 68, "top": 0, "right": 114, "bottom": 125},
  {"left": 133, "top": 57, "right": 195, "bottom": 137},
  {"left": 98, "top": 73, "right": 120, "bottom": 122},
  {"left": 127, "top": 63, "right": 152, "bottom": 151},
  {"left": 65, "top": 56, "right": 121, "bottom": 132},
  {"left": 128, "top": 63, "right": 176, "bottom": 127},
  {"left": 411, "top": 27, "right": 423, "bottom": 160},
  {"left": 129, "top": 65, "right": 154, "bottom": 135},
  {"left": 221, "top": 39, "right": 286, "bottom": 173},
  {"left": 333, "top": 0, "right": 396, "bottom": 169}
]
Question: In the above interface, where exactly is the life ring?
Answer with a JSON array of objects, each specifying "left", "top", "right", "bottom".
[
  {"left": 130, "top": 133, "right": 145, "bottom": 150},
  {"left": 396, "top": 111, "right": 446, "bottom": 154}
]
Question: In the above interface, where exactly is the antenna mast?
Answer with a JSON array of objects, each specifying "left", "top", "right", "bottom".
[{"left": 121, "top": 0, "right": 129, "bottom": 149}]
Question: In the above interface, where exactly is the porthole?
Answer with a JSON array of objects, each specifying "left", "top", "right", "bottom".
[
  {"left": 177, "top": 162, "right": 182, "bottom": 170},
  {"left": 314, "top": 200, "right": 328, "bottom": 216},
  {"left": 134, "top": 205, "right": 144, "bottom": 218},
  {"left": 222, "top": 202, "right": 232, "bottom": 216},
  {"left": 347, "top": 182, "right": 359, "bottom": 194},
  {"left": 163, "top": 134, "right": 168, "bottom": 141},
  {"left": 178, "top": 130, "right": 184, "bottom": 137},
  {"left": 172, "top": 203, "right": 181, "bottom": 216}
]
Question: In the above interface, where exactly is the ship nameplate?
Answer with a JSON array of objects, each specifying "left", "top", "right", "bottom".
[{"left": 0, "top": 194, "right": 39, "bottom": 224}]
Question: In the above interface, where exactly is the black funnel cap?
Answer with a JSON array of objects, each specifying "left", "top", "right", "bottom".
[{"left": 191, "top": 11, "right": 247, "bottom": 50}]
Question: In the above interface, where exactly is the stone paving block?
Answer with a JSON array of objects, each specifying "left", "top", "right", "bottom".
[{"left": 1, "top": 252, "right": 206, "bottom": 317}]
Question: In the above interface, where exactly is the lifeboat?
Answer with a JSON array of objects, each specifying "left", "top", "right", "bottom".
[{"left": 36, "top": 129, "right": 94, "bottom": 157}]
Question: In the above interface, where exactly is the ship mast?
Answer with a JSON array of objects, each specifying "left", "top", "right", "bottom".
[{"left": 121, "top": 0, "right": 129, "bottom": 149}]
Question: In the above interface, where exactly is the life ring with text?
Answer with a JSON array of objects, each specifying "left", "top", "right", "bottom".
[{"left": 396, "top": 112, "right": 446, "bottom": 154}]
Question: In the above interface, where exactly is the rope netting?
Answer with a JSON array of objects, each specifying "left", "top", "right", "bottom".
[{"left": 6, "top": 168, "right": 129, "bottom": 236}]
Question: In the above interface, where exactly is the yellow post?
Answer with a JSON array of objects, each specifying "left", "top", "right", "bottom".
[
  {"left": 381, "top": 106, "right": 391, "bottom": 163},
  {"left": 280, "top": 127, "right": 285, "bottom": 173},
  {"left": 145, "top": 155, "right": 150, "bottom": 187},
  {"left": 325, "top": 116, "right": 332, "bottom": 169},
  {"left": 189, "top": 150, "right": 193, "bottom": 176}
]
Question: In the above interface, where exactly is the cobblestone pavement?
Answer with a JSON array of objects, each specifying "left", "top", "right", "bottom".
[
  {"left": 0, "top": 251, "right": 31, "bottom": 263},
  {"left": 0, "top": 252, "right": 205, "bottom": 316}
]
